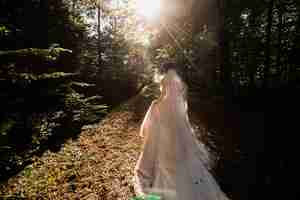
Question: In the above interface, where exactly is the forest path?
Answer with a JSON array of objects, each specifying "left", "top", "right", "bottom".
[
  {"left": 0, "top": 85, "right": 209, "bottom": 200},
  {"left": 0, "top": 85, "right": 153, "bottom": 199}
]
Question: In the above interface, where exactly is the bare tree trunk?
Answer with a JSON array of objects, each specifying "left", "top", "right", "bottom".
[
  {"left": 217, "top": 0, "right": 225, "bottom": 83},
  {"left": 276, "top": 1, "right": 283, "bottom": 81},
  {"left": 97, "top": 5, "right": 101, "bottom": 66},
  {"left": 72, "top": 0, "right": 76, "bottom": 16},
  {"left": 263, "top": 0, "right": 274, "bottom": 87},
  {"left": 191, "top": 0, "right": 219, "bottom": 92},
  {"left": 288, "top": 2, "right": 300, "bottom": 82}
]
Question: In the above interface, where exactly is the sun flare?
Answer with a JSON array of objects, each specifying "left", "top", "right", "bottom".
[{"left": 136, "top": 0, "right": 161, "bottom": 20}]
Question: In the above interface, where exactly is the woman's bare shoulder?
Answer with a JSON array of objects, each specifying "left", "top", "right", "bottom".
[
  {"left": 147, "top": 100, "right": 159, "bottom": 113},
  {"left": 151, "top": 99, "right": 159, "bottom": 105},
  {"left": 151, "top": 99, "right": 161, "bottom": 108}
]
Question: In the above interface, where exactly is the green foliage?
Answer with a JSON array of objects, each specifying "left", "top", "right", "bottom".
[
  {"left": 223, "top": 0, "right": 300, "bottom": 90},
  {"left": 0, "top": 119, "right": 16, "bottom": 136},
  {"left": 0, "top": 24, "right": 9, "bottom": 37},
  {"left": 64, "top": 90, "right": 108, "bottom": 123},
  {"left": 0, "top": 0, "right": 107, "bottom": 180},
  {"left": 0, "top": 48, "right": 73, "bottom": 63},
  {"left": 148, "top": 0, "right": 300, "bottom": 97}
]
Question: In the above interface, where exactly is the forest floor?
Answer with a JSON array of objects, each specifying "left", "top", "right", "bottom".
[{"left": 0, "top": 85, "right": 211, "bottom": 200}]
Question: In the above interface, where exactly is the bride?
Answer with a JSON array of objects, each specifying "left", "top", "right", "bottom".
[{"left": 133, "top": 66, "right": 229, "bottom": 200}]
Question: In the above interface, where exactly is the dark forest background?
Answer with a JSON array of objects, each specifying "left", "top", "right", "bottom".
[{"left": 1, "top": 0, "right": 300, "bottom": 199}]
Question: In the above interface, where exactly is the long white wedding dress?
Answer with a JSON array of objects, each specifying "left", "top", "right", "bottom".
[{"left": 134, "top": 70, "right": 229, "bottom": 200}]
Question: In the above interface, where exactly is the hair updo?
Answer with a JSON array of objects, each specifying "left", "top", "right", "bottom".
[{"left": 160, "top": 62, "right": 179, "bottom": 74}]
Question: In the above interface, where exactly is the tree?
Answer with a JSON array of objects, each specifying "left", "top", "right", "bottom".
[{"left": 0, "top": 0, "right": 107, "bottom": 180}]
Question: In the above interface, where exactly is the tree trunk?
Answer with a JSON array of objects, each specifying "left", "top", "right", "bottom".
[
  {"left": 276, "top": 1, "right": 283, "bottom": 81},
  {"left": 263, "top": 0, "right": 274, "bottom": 87},
  {"left": 192, "top": 0, "right": 219, "bottom": 92},
  {"left": 287, "top": 2, "right": 300, "bottom": 83},
  {"left": 218, "top": 0, "right": 225, "bottom": 83},
  {"left": 97, "top": 5, "right": 102, "bottom": 66},
  {"left": 72, "top": 0, "right": 76, "bottom": 17}
]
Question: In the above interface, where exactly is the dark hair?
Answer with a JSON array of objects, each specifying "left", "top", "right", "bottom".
[
  {"left": 160, "top": 62, "right": 180, "bottom": 74},
  {"left": 160, "top": 62, "right": 187, "bottom": 82},
  {"left": 159, "top": 68, "right": 189, "bottom": 102}
]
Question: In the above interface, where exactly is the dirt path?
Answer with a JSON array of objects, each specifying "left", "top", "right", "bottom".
[
  {"left": 0, "top": 86, "right": 158, "bottom": 199},
  {"left": 0, "top": 86, "right": 211, "bottom": 200}
]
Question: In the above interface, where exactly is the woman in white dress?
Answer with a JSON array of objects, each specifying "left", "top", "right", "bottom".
[{"left": 133, "top": 67, "right": 229, "bottom": 200}]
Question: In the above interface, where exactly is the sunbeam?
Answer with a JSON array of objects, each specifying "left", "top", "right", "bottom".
[
  {"left": 161, "top": 22, "right": 196, "bottom": 68},
  {"left": 135, "top": 0, "right": 161, "bottom": 21}
]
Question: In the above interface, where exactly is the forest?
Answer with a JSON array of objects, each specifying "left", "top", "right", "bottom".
[{"left": 0, "top": 0, "right": 299, "bottom": 199}]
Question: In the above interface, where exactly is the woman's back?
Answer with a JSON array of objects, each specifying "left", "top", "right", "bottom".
[{"left": 134, "top": 69, "right": 229, "bottom": 200}]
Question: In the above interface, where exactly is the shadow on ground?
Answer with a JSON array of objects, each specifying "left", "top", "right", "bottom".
[{"left": 190, "top": 85, "right": 300, "bottom": 200}]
